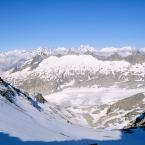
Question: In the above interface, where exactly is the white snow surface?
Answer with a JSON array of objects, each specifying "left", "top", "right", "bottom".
[
  {"left": 3, "top": 53, "right": 145, "bottom": 83},
  {"left": 45, "top": 86, "right": 145, "bottom": 129},
  {"left": 45, "top": 86, "right": 145, "bottom": 106},
  {"left": 0, "top": 50, "right": 31, "bottom": 73},
  {"left": 1, "top": 45, "right": 145, "bottom": 75},
  {"left": 0, "top": 94, "right": 121, "bottom": 142}
]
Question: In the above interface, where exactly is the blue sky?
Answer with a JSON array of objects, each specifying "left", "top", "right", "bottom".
[{"left": 0, "top": 0, "right": 145, "bottom": 51}]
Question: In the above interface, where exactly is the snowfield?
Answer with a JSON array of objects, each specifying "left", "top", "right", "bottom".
[
  {"left": 45, "top": 86, "right": 145, "bottom": 129},
  {"left": 0, "top": 92, "right": 121, "bottom": 142},
  {"left": 45, "top": 86, "right": 145, "bottom": 106},
  {"left": 1, "top": 92, "right": 145, "bottom": 145}
]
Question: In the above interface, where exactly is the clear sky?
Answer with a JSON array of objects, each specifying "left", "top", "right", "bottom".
[{"left": 0, "top": 0, "right": 145, "bottom": 51}]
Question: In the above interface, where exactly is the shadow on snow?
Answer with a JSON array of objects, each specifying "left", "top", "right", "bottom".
[{"left": 0, "top": 127, "right": 145, "bottom": 145}]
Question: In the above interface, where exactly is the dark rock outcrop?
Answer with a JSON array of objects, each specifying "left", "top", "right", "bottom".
[{"left": 34, "top": 93, "right": 47, "bottom": 104}]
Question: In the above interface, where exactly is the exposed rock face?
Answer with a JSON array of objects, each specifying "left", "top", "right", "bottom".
[
  {"left": 126, "top": 112, "right": 145, "bottom": 128},
  {"left": 0, "top": 77, "right": 42, "bottom": 111},
  {"left": 0, "top": 77, "right": 15, "bottom": 103},
  {"left": 34, "top": 93, "right": 47, "bottom": 104},
  {"left": 107, "top": 93, "right": 145, "bottom": 112},
  {"left": 0, "top": 77, "right": 3, "bottom": 82},
  {"left": 134, "top": 113, "right": 145, "bottom": 126},
  {"left": 95, "top": 93, "right": 145, "bottom": 129}
]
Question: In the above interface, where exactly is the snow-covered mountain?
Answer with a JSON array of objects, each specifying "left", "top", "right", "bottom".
[
  {"left": 1, "top": 46, "right": 145, "bottom": 130},
  {"left": 2, "top": 46, "right": 145, "bottom": 94},
  {"left": 0, "top": 50, "right": 31, "bottom": 73},
  {"left": 1, "top": 45, "right": 145, "bottom": 74}
]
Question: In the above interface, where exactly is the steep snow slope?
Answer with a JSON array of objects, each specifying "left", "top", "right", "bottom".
[{"left": 0, "top": 78, "right": 121, "bottom": 142}]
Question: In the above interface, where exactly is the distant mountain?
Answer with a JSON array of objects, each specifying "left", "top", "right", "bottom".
[
  {"left": 0, "top": 50, "right": 31, "bottom": 73},
  {"left": 1, "top": 45, "right": 145, "bottom": 74},
  {"left": 2, "top": 47, "right": 145, "bottom": 95}
]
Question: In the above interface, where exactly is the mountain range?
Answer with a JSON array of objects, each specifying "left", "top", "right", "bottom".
[{"left": 0, "top": 45, "right": 145, "bottom": 144}]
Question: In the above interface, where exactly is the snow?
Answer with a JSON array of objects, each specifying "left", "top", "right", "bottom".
[
  {"left": 1, "top": 92, "right": 145, "bottom": 145},
  {"left": 4, "top": 52, "right": 145, "bottom": 87},
  {"left": 3, "top": 49, "right": 145, "bottom": 87},
  {"left": 78, "top": 44, "right": 97, "bottom": 53},
  {"left": 0, "top": 50, "right": 31, "bottom": 73},
  {"left": 4, "top": 54, "right": 133, "bottom": 82},
  {"left": 1, "top": 47, "right": 145, "bottom": 144},
  {"left": 0, "top": 102, "right": 145, "bottom": 145},
  {"left": 1, "top": 45, "right": 145, "bottom": 76},
  {"left": 0, "top": 94, "right": 122, "bottom": 142},
  {"left": 36, "top": 55, "right": 130, "bottom": 75},
  {"left": 100, "top": 46, "right": 136, "bottom": 57},
  {"left": 45, "top": 86, "right": 145, "bottom": 106},
  {"left": 45, "top": 86, "right": 145, "bottom": 129},
  {"left": 143, "top": 98, "right": 145, "bottom": 103},
  {"left": 0, "top": 80, "right": 123, "bottom": 142}
]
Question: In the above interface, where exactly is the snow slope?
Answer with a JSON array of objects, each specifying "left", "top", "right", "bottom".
[
  {"left": 0, "top": 79, "right": 122, "bottom": 143},
  {"left": 1, "top": 79, "right": 145, "bottom": 145}
]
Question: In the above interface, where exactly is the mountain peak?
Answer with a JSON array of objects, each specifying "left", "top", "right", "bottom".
[{"left": 78, "top": 44, "right": 97, "bottom": 53}]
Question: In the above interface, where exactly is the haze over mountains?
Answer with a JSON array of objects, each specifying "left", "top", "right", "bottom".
[{"left": 1, "top": 45, "right": 145, "bottom": 73}]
